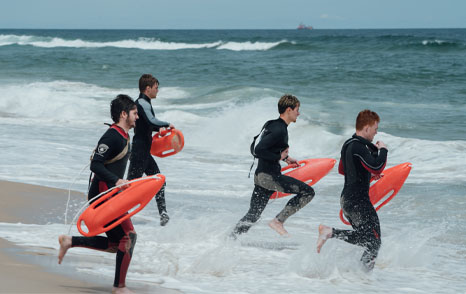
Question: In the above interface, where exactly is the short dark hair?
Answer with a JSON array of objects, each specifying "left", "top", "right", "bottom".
[
  {"left": 139, "top": 74, "right": 159, "bottom": 92},
  {"left": 278, "top": 94, "right": 300, "bottom": 114},
  {"left": 356, "top": 109, "right": 380, "bottom": 131},
  {"left": 110, "top": 94, "right": 136, "bottom": 123}
]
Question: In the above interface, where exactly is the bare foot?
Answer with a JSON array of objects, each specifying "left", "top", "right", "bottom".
[
  {"left": 112, "top": 286, "right": 134, "bottom": 294},
  {"left": 58, "top": 235, "right": 72, "bottom": 264},
  {"left": 316, "top": 224, "right": 333, "bottom": 253},
  {"left": 268, "top": 218, "right": 290, "bottom": 237}
]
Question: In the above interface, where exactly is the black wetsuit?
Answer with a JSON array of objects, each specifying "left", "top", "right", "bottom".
[
  {"left": 71, "top": 124, "right": 136, "bottom": 288},
  {"left": 333, "top": 134, "right": 388, "bottom": 270},
  {"left": 127, "top": 93, "right": 170, "bottom": 217},
  {"left": 233, "top": 118, "right": 315, "bottom": 235}
]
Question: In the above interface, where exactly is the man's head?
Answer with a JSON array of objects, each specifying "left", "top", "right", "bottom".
[
  {"left": 278, "top": 94, "right": 300, "bottom": 124},
  {"left": 110, "top": 94, "right": 138, "bottom": 129},
  {"left": 139, "top": 74, "right": 159, "bottom": 99},
  {"left": 356, "top": 109, "right": 380, "bottom": 142}
]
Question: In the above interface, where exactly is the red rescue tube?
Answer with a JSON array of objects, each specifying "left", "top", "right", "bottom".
[
  {"left": 271, "top": 158, "right": 336, "bottom": 199},
  {"left": 339, "top": 162, "right": 412, "bottom": 225},
  {"left": 77, "top": 175, "right": 165, "bottom": 237},
  {"left": 150, "top": 128, "right": 185, "bottom": 158}
]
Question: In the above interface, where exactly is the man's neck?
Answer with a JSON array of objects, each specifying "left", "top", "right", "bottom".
[
  {"left": 115, "top": 122, "right": 129, "bottom": 134},
  {"left": 355, "top": 131, "right": 370, "bottom": 141},
  {"left": 141, "top": 92, "right": 152, "bottom": 99},
  {"left": 279, "top": 114, "right": 291, "bottom": 125}
]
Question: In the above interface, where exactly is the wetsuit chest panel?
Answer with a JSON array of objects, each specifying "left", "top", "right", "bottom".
[
  {"left": 90, "top": 127, "right": 130, "bottom": 191},
  {"left": 341, "top": 135, "right": 387, "bottom": 198},
  {"left": 344, "top": 140, "right": 371, "bottom": 188},
  {"left": 341, "top": 136, "right": 376, "bottom": 195},
  {"left": 133, "top": 95, "right": 169, "bottom": 149},
  {"left": 255, "top": 118, "right": 289, "bottom": 175}
]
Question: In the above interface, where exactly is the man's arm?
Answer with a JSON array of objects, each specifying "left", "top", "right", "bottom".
[
  {"left": 90, "top": 134, "right": 120, "bottom": 185},
  {"left": 138, "top": 99, "right": 170, "bottom": 129},
  {"left": 353, "top": 142, "right": 388, "bottom": 175}
]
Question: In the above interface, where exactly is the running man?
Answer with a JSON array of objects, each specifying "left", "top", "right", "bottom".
[
  {"left": 127, "top": 74, "right": 174, "bottom": 226},
  {"left": 317, "top": 109, "right": 388, "bottom": 271},
  {"left": 232, "top": 94, "right": 315, "bottom": 237},
  {"left": 58, "top": 94, "right": 139, "bottom": 294}
]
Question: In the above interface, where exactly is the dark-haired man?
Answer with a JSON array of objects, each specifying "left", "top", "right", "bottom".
[
  {"left": 58, "top": 94, "right": 139, "bottom": 294},
  {"left": 127, "top": 74, "right": 174, "bottom": 226},
  {"left": 232, "top": 94, "right": 315, "bottom": 237},
  {"left": 317, "top": 109, "right": 388, "bottom": 271}
]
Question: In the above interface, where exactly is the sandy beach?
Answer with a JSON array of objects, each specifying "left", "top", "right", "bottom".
[{"left": 0, "top": 180, "right": 180, "bottom": 294}]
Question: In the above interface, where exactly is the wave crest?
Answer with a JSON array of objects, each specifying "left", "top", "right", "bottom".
[{"left": 0, "top": 34, "right": 287, "bottom": 51}]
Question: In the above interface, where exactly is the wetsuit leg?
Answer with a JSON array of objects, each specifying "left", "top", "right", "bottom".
[
  {"left": 332, "top": 197, "right": 381, "bottom": 270},
  {"left": 73, "top": 219, "right": 137, "bottom": 288},
  {"left": 272, "top": 174, "right": 315, "bottom": 223},
  {"left": 106, "top": 219, "right": 137, "bottom": 288},
  {"left": 128, "top": 147, "right": 167, "bottom": 216},
  {"left": 254, "top": 173, "right": 315, "bottom": 223},
  {"left": 144, "top": 156, "right": 167, "bottom": 215},
  {"left": 232, "top": 185, "right": 274, "bottom": 235},
  {"left": 71, "top": 236, "right": 118, "bottom": 252},
  {"left": 127, "top": 146, "right": 148, "bottom": 180}
]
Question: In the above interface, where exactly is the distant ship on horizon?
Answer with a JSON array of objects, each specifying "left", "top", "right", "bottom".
[{"left": 297, "top": 23, "right": 313, "bottom": 30}]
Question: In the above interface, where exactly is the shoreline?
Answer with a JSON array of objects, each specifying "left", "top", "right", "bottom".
[{"left": 0, "top": 180, "right": 181, "bottom": 293}]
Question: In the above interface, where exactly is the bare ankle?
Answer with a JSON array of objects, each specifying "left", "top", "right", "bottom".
[
  {"left": 269, "top": 218, "right": 290, "bottom": 236},
  {"left": 316, "top": 224, "right": 332, "bottom": 253},
  {"left": 58, "top": 235, "right": 72, "bottom": 264}
]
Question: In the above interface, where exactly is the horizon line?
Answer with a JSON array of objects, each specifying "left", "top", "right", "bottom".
[{"left": 1, "top": 27, "right": 465, "bottom": 31}]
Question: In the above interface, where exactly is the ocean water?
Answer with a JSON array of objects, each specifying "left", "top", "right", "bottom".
[{"left": 0, "top": 29, "right": 465, "bottom": 293}]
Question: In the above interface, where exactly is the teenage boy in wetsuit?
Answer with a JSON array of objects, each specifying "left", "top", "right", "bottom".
[
  {"left": 232, "top": 94, "right": 316, "bottom": 237},
  {"left": 58, "top": 94, "right": 139, "bottom": 294},
  {"left": 127, "top": 74, "right": 174, "bottom": 226},
  {"left": 316, "top": 109, "right": 388, "bottom": 271}
]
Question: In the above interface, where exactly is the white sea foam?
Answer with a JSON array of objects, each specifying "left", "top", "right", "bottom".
[
  {"left": 216, "top": 40, "right": 287, "bottom": 51},
  {"left": 0, "top": 34, "right": 222, "bottom": 50},
  {"left": 0, "top": 34, "right": 287, "bottom": 51},
  {"left": 0, "top": 81, "right": 118, "bottom": 122},
  {"left": 421, "top": 39, "right": 446, "bottom": 46},
  {"left": 0, "top": 81, "right": 192, "bottom": 123}
]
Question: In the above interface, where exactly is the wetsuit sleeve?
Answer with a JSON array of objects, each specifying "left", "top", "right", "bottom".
[
  {"left": 353, "top": 143, "right": 388, "bottom": 175},
  {"left": 138, "top": 99, "right": 170, "bottom": 129},
  {"left": 90, "top": 133, "right": 120, "bottom": 185},
  {"left": 254, "top": 124, "right": 287, "bottom": 162}
]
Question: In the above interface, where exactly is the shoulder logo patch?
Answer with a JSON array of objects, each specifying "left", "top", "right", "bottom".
[{"left": 97, "top": 144, "right": 109, "bottom": 155}]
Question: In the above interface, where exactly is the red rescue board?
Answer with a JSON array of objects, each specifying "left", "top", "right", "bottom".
[
  {"left": 77, "top": 175, "right": 165, "bottom": 237},
  {"left": 339, "top": 162, "right": 412, "bottom": 225},
  {"left": 271, "top": 158, "right": 336, "bottom": 199}
]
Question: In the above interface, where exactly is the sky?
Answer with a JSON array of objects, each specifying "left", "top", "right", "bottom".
[{"left": 0, "top": 0, "right": 465, "bottom": 29}]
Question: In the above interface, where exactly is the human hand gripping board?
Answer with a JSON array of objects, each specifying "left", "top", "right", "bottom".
[
  {"left": 77, "top": 175, "right": 165, "bottom": 237},
  {"left": 270, "top": 158, "right": 337, "bottom": 199},
  {"left": 150, "top": 128, "right": 185, "bottom": 157},
  {"left": 339, "top": 162, "right": 412, "bottom": 225}
]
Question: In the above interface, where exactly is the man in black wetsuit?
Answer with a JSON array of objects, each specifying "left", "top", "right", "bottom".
[
  {"left": 232, "top": 94, "right": 315, "bottom": 237},
  {"left": 127, "top": 74, "right": 174, "bottom": 226},
  {"left": 58, "top": 95, "right": 139, "bottom": 294},
  {"left": 316, "top": 109, "right": 388, "bottom": 271}
]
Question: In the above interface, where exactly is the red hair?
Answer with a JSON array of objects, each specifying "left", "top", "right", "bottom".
[{"left": 356, "top": 110, "right": 380, "bottom": 131}]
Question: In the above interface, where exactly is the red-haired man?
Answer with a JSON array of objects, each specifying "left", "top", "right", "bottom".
[{"left": 317, "top": 109, "right": 388, "bottom": 271}]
